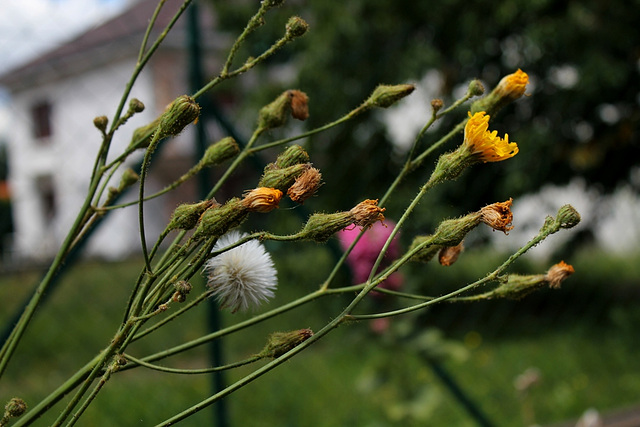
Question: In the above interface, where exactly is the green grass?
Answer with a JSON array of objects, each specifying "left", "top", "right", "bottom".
[{"left": 1, "top": 246, "right": 639, "bottom": 426}]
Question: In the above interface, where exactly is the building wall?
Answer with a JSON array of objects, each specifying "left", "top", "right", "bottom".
[{"left": 6, "top": 57, "right": 173, "bottom": 260}]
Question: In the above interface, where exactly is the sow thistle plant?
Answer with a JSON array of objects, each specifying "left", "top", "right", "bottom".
[{"left": 0, "top": 1, "right": 581, "bottom": 426}]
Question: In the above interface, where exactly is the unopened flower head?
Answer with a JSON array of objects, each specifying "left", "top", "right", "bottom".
[
  {"left": 204, "top": 231, "right": 277, "bottom": 313},
  {"left": 464, "top": 112, "right": 519, "bottom": 163},
  {"left": 480, "top": 198, "right": 514, "bottom": 233},
  {"left": 287, "top": 167, "right": 322, "bottom": 203},
  {"left": 242, "top": 187, "right": 283, "bottom": 213},
  {"left": 545, "top": 261, "right": 575, "bottom": 289},
  {"left": 495, "top": 69, "right": 529, "bottom": 102}
]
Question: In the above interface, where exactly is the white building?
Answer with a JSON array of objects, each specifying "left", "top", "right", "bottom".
[{"left": 0, "top": 0, "right": 225, "bottom": 261}]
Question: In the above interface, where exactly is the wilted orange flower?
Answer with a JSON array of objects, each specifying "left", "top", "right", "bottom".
[
  {"left": 287, "top": 167, "right": 322, "bottom": 203},
  {"left": 464, "top": 112, "right": 519, "bottom": 162},
  {"left": 496, "top": 69, "right": 529, "bottom": 101},
  {"left": 480, "top": 198, "right": 514, "bottom": 233},
  {"left": 242, "top": 187, "right": 283, "bottom": 213},
  {"left": 350, "top": 199, "right": 386, "bottom": 228},
  {"left": 545, "top": 261, "right": 575, "bottom": 289}
]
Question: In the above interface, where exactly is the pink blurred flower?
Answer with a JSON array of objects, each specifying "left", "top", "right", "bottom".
[{"left": 337, "top": 221, "right": 403, "bottom": 289}]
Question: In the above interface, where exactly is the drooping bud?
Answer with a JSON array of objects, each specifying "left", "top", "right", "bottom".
[
  {"left": 199, "top": 137, "right": 240, "bottom": 168},
  {"left": 290, "top": 90, "right": 309, "bottom": 120},
  {"left": 285, "top": 16, "right": 309, "bottom": 39},
  {"left": 158, "top": 95, "right": 200, "bottom": 139},
  {"left": 242, "top": 187, "right": 283, "bottom": 213},
  {"left": 193, "top": 198, "right": 248, "bottom": 240},
  {"left": 258, "top": 329, "right": 314, "bottom": 359},
  {"left": 274, "top": 145, "right": 310, "bottom": 168},
  {"left": 168, "top": 199, "right": 219, "bottom": 231},
  {"left": 93, "top": 115, "right": 108, "bottom": 133},
  {"left": 545, "top": 261, "right": 575, "bottom": 289},
  {"left": 479, "top": 198, "right": 514, "bottom": 233},
  {"left": 364, "top": 84, "right": 416, "bottom": 109},
  {"left": 350, "top": 199, "right": 386, "bottom": 228},
  {"left": 438, "top": 241, "right": 464, "bottom": 266},
  {"left": 259, "top": 163, "right": 309, "bottom": 192},
  {"left": 287, "top": 167, "right": 322, "bottom": 203}
]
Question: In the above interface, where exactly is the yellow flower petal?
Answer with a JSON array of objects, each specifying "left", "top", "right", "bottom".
[{"left": 464, "top": 112, "right": 519, "bottom": 162}]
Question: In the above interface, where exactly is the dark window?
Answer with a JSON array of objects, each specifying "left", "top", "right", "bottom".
[
  {"left": 31, "top": 101, "right": 53, "bottom": 139},
  {"left": 36, "top": 175, "right": 56, "bottom": 224}
]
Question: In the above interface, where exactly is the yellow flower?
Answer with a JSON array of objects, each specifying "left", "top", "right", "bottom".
[
  {"left": 464, "top": 112, "right": 519, "bottom": 162},
  {"left": 242, "top": 187, "right": 283, "bottom": 213},
  {"left": 496, "top": 69, "right": 529, "bottom": 101}
]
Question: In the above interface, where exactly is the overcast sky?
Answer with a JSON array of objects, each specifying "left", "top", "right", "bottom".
[
  {"left": 0, "top": 0, "right": 130, "bottom": 76},
  {"left": 0, "top": 0, "right": 131, "bottom": 135}
]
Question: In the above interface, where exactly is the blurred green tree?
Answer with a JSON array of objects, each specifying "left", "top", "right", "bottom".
[{"left": 210, "top": 0, "right": 639, "bottom": 231}]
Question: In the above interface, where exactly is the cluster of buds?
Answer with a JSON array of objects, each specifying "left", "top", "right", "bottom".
[
  {"left": 410, "top": 199, "right": 514, "bottom": 264},
  {"left": 257, "top": 89, "right": 309, "bottom": 132},
  {"left": 297, "top": 199, "right": 386, "bottom": 242},
  {"left": 259, "top": 145, "right": 323, "bottom": 203},
  {"left": 257, "top": 329, "right": 314, "bottom": 359},
  {"left": 490, "top": 261, "right": 575, "bottom": 299}
]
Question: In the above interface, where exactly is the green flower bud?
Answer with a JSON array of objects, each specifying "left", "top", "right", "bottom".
[
  {"left": 285, "top": 16, "right": 309, "bottom": 39},
  {"left": 168, "top": 199, "right": 218, "bottom": 231},
  {"left": 130, "top": 116, "right": 161, "bottom": 149},
  {"left": 199, "top": 137, "right": 240, "bottom": 168},
  {"left": 4, "top": 397, "right": 27, "bottom": 418},
  {"left": 158, "top": 95, "right": 200, "bottom": 138},
  {"left": 128, "top": 98, "right": 145, "bottom": 114},
  {"left": 491, "top": 274, "right": 547, "bottom": 300},
  {"left": 93, "top": 116, "right": 108, "bottom": 133},
  {"left": 556, "top": 204, "right": 581, "bottom": 229},
  {"left": 409, "top": 235, "right": 440, "bottom": 263},
  {"left": 258, "top": 329, "right": 314, "bottom": 359},
  {"left": 299, "top": 211, "right": 354, "bottom": 243},
  {"left": 118, "top": 168, "right": 140, "bottom": 191},
  {"left": 468, "top": 79, "right": 485, "bottom": 97},
  {"left": 193, "top": 198, "right": 249, "bottom": 240},
  {"left": 432, "top": 213, "right": 482, "bottom": 246},
  {"left": 259, "top": 163, "right": 310, "bottom": 192},
  {"left": 275, "top": 144, "right": 310, "bottom": 168},
  {"left": 364, "top": 84, "right": 415, "bottom": 109}
]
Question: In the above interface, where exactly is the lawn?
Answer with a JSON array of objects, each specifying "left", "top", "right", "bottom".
[{"left": 1, "top": 245, "right": 639, "bottom": 426}]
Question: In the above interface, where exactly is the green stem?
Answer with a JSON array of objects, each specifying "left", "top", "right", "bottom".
[
  {"left": 124, "top": 353, "right": 263, "bottom": 374},
  {"left": 132, "top": 290, "right": 214, "bottom": 342},
  {"left": 350, "top": 226, "right": 558, "bottom": 320}
]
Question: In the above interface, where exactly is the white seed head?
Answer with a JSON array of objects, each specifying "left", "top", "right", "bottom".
[{"left": 204, "top": 231, "right": 277, "bottom": 312}]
